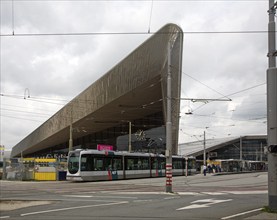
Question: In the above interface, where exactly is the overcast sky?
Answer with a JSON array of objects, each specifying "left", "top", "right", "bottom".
[{"left": 0, "top": 0, "right": 268, "bottom": 151}]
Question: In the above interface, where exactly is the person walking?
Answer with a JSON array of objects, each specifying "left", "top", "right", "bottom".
[{"left": 203, "top": 164, "right": 207, "bottom": 176}]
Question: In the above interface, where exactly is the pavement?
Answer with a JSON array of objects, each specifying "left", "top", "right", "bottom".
[
  {"left": 245, "top": 212, "right": 277, "bottom": 220},
  {"left": 212, "top": 172, "right": 277, "bottom": 219}
]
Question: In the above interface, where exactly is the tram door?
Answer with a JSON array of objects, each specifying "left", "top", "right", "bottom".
[
  {"left": 106, "top": 156, "right": 122, "bottom": 180},
  {"left": 151, "top": 156, "right": 164, "bottom": 177}
]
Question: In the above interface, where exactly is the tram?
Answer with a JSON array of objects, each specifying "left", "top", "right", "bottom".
[
  {"left": 245, "top": 161, "right": 267, "bottom": 171},
  {"left": 66, "top": 149, "right": 196, "bottom": 181}
]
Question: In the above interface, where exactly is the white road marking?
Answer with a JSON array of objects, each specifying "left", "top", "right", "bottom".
[
  {"left": 105, "top": 191, "right": 166, "bottom": 195},
  {"left": 177, "top": 204, "right": 208, "bottom": 210},
  {"left": 221, "top": 208, "right": 263, "bottom": 219},
  {"left": 177, "top": 192, "right": 200, "bottom": 195},
  {"left": 164, "top": 197, "right": 176, "bottom": 200},
  {"left": 177, "top": 198, "right": 232, "bottom": 211},
  {"left": 63, "top": 195, "right": 138, "bottom": 199},
  {"left": 223, "top": 190, "right": 267, "bottom": 195},
  {"left": 0, "top": 216, "right": 10, "bottom": 219},
  {"left": 64, "top": 195, "right": 93, "bottom": 198},
  {"left": 201, "top": 192, "right": 227, "bottom": 195},
  {"left": 133, "top": 200, "right": 153, "bottom": 203},
  {"left": 97, "top": 190, "right": 266, "bottom": 196},
  {"left": 20, "top": 201, "right": 128, "bottom": 216}
]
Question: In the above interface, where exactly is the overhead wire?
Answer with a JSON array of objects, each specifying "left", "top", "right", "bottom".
[
  {"left": 1, "top": 114, "right": 45, "bottom": 123},
  {"left": 0, "top": 30, "right": 271, "bottom": 37},
  {"left": 1, "top": 107, "right": 52, "bottom": 117},
  {"left": 224, "top": 82, "right": 266, "bottom": 97},
  {"left": 180, "top": 70, "right": 232, "bottom": 101},
  {"left": 0, "top": 0, "right": 268, "bottom": 2},
  {"left": 190, "top": 113, "right": 266, "bottom": 124},
  {"left": 190, "top": 82, "right": 266, "bottom": 113}
]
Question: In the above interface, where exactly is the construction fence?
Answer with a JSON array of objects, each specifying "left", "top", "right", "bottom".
[{"left": 1, "top": 157, "right": 68, "bottom": 181}]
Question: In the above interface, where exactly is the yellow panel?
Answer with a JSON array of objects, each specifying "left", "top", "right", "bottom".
[
  {"left": 207, "top": 160, "right": 221, "bottom": 166},
  {"left": 35, "top": 158, "right": 56, "bottom": 163},
  {"left": 34, "top": 172, "right": 56, "bottom": 181}
]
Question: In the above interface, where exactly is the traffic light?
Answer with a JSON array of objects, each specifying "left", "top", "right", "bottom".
[{"left": 268, "top": 145, "right": 277, "bottom": 153}]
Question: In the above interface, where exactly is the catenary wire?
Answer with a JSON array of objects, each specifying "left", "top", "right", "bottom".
[
  {"left": 0, "top": 0, "right": 268, "bottom": 2},
  {"left": 0, "top": 30, "right": 271, "bottom": 37}
]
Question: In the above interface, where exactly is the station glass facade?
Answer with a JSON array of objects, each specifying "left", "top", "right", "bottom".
[
  {"left": 32, "top": 112, "right": 166, "bottom": 158},
  {"left": 195, "top": 137, "right": 268, "bottom": 161}
]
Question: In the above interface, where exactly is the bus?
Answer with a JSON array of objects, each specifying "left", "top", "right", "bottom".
[{"left": 66, "top": 149, "right": 196, "bottom": 181}]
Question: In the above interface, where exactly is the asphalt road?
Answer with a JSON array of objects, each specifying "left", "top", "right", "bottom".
[{"left": 0, "top": 172, "right": 271, "bottom": 220}]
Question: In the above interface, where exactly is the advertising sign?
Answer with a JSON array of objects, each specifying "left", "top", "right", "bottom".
[{"left": 97, "top": 144, "right": 113, "bottom": 151}]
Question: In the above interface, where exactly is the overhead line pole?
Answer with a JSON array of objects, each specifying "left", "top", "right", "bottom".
[
  {"left": 166, "top": 41, "right": 173, "bottom": 193},
  {"left": 267, "top": 0, "right": 277, "bottom": 212},
  {"left": 203, "top": 131, "right": 206, "bottom": 166}
]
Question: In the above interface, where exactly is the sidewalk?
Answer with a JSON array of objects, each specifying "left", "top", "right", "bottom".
[{"left": 244, "top": 212, "right": 277, "bottom": 219}]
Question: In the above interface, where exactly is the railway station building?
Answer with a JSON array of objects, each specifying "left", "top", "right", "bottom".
[
  {"left": 179, "top": 135, "right": 268, "bottom": 161},
  {"left": 11, "top": 23, "right": 183, "bottom": 158}
]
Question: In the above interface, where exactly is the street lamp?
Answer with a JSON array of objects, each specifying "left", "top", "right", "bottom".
[
  {"left": 69, "top": 123, "right": 73, "bottom": 152},
  {"left": 121, "top": 120, "right": 133, "bottom": 152},
  {"left": 128, "top": 121, "right": 132, "bottom": 152},
  {"left": 69, "top": 102, "right": 73, "bottom": 153}
]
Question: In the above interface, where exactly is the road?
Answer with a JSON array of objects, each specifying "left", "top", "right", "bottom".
[{"left": 0, "top": 172, "right": 271, "bottom": 220}]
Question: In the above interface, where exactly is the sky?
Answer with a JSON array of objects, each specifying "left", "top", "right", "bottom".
[{"left": 0, "top": 0, "right": 269, "bottom": 151}]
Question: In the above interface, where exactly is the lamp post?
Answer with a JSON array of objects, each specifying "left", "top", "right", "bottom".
[
  {"left": 128, "top": 121, "right": 132, "bottom": 153},
  {"left": 69, "top": 123, "right": 73, "bottom": 153},
  {"left": 69, "top": 102, "right": 73, "bottom": 153},
  {"left": 239, "top": 136, "right": 242, "bottom": 161}
]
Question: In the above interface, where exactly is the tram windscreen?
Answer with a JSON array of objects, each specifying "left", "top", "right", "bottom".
[{"left": 68, "top": 152, "right": 80, "bottom": 174}]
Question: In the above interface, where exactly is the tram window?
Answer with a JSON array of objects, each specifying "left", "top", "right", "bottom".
[
  {"left": 126, "top": 157, "right": 149, "bottom": 170},
  {"left": 173, "top": 159, "right": 182, "bottom": 169},
  {"left": 126, "top": 158, "right": 134, "bottom": 170},
  {"left": 160, "top": 159, "right": 166, "bottom": 169},
  {"left": 94, "top": 157, "right": 104, "bottom": 171},
  {"left": 105, "top": 157, "right": 112, "bottom": 171},
  {"left": 188, "top": 160, "right": 193, "bottom": 169},
  {"left": 68, "top": 152, "right": 80, "bottom": 174},
  {"left": 151, "top": 158, "right": 165, "bottom": 169},
  {"left": 151, "top": 158, "right": 158, "bottom": 169},
  {"left": 141, "top": 158, "right": 149, "bottom": 170},
  {"left": 113, "top": 158, "right": 122, "bottom": 170},
  {"left": 81, "top": 154, "right": 93, "bottom": 171}
]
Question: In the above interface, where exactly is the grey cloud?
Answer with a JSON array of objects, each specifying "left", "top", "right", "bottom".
[{"left": 0, "top": 1, "right": 269, "bottom": 149}]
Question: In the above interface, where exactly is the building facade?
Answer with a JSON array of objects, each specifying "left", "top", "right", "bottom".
[
  {"left": 179, "top": 135, "right": 268, "bottom": 161},
  {"left": 11, "top": 24, "right": 183, "bottom": 158}
]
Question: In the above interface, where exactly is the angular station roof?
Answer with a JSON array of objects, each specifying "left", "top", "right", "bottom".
[
  {"left": 179, "top": 135, "right": 267, "bottom": 157},
  {"left": 11, "top": 23, "right": 183, "bottom": 157}
]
